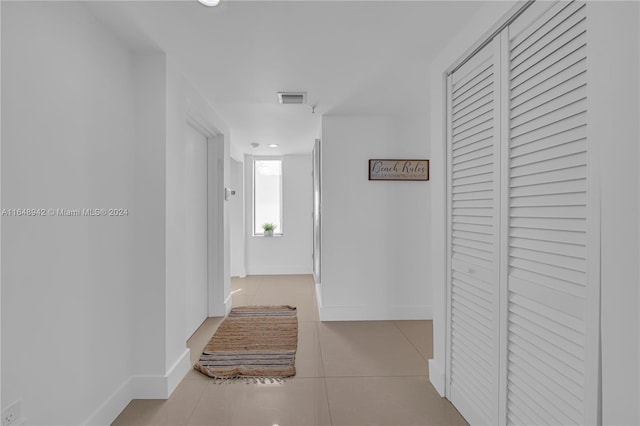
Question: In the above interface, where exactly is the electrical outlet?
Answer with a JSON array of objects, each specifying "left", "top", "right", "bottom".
[{"left": 2, "top": 400, "right": 21, "bottom": 426}]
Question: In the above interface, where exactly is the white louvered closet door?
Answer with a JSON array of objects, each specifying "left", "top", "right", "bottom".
[
  {"left": 447, "top": 38, "right": 501, "bottom": 426},
  {"left": 505, "top": 1, "right": 595, "bottom": 425},
  {"left": 447, "top": 1, "right": 598, "bottom": 425}
]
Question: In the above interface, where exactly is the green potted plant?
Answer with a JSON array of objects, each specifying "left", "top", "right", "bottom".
[{"left": 262, "top": 222, "right": 277, "bottom": 237}]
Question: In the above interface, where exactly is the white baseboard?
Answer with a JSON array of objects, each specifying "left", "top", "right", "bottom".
[
  {"left": 84, "top": 349, "right": 191, "bottom": 425},
  {"left": 230, "top": 268, "right": 247, "bottom": 278},
  {"left": 428, "top": 358, "right": 446, "bottom": 397},
  {"left": 166, "top": 349, "right": 191, "bottom": 396},
  {"left": 315, "top": 283, "right": 322, "bottom": 311},
  {"left": 211, "top": 299, "right": 228, "bottom": 317},
  {"left": 224, "top": 294, "right": 232, "bottom": 315},
  {"left": 246, "top": 265, "right": 313, "bottom": 275},
  {"left": 83, "top": 379, "right": 133, "bottom": 426},
  {"left": 318, "top": 304, "right": 432, "bottom": 321}
]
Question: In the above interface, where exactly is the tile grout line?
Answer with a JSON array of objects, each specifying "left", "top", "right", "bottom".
[
  {"left": 322, "top": 374, "right": 430, "bottom": 379},
  {"left": 392, "top": 321, "right": 431, "bottom": 366},
  {"left": 182, "top": 380, "right": 212, "bottom": 426},
  {"left": 313, "top": 309, "right": 335, "bottom": 426}
]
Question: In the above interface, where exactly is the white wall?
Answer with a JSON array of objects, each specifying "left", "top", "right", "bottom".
[
  {"left": 2, "top": 2, "right": 139, "bottom": 423},
  {"left": 230, "top": 158, "right": 246, "bottom": 277},
  {"left": 428, "top": 1, "right": 640, "bottom": 424},
  {"left": 319, "top": 115, "right": 431, "bottom": 321},
  {"left": 131, "top": 53, "right": 168, "bottom": 379},
  {"left": 1, "top": 2, "right": 232, "bottom": 424},
  {"left": 245, "top": 154, "right": 313, "bottom": 275}
]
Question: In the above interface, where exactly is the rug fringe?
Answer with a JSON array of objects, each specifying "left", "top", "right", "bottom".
[{"left": 209, "top": 376, "right": 289, "bottom": 385}]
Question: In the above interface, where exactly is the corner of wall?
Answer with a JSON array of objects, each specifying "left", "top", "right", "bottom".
[
  {"left": 83, "top": 349, "right": 191, "bottom": 426},
  {"left": 83, "top": 379, "right": 134, "bottom": 426},
  {"left": 428, "top": 359, "right": 446, "bottom": 397}
]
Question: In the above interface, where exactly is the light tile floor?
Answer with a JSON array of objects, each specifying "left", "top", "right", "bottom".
[{"left": 112, "top": 275, "right": 467, "bottom": 426}]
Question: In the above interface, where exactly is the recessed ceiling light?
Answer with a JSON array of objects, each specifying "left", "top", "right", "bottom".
[
  {"left": 198, "top": 0, "right": 220, "bottom": 6},
  {"left": 268, "top": 144, "right": 279, "bottom": 148}
]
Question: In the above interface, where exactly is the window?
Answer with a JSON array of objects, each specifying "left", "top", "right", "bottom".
[{"left": 253, "top": 158, "right": 282, "bottom": 235}]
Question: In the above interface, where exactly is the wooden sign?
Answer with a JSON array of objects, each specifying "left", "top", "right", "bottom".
[{"left": 368, "top": 159, "right": 430, "bottom": 181}]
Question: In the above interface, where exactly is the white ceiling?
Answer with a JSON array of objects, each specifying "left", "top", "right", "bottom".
[{"left": 90, "top": 0, "right": 485, "bottom": 156}]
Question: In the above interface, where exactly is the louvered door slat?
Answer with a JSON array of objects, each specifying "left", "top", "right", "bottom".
[
  {"left": 510, "top": 181, "right": 586, "bottom": 200},
  {"left": 454, "top": 145, "right": 493, "bottom": 166},
  {"left": 510, "top": 11, "right": 586, "bottom": 75},
  {"left": 454, "top": 236, "right": 493, "bottom": 253},
  {"left": 452, "top": 136, "right": 493, "bottom": 158},
  {"left": 454, "top": 84, "right": 494, "bottom": 113},
  {"left": 509, "top": 191, "right": 585, "bottom": 207},
  {"left": 452, "top": 223, "right": 493, "bottom": 237},
  {"left": 510, "top": 247, "right": 585, "bottom": 272},
  {"left": 453, "top": 93, "right": 493, "bottom": 123},
  {"left": 510, "top": 270, "right": 584, "bottom": 301},
  {"left": 510, "top": 164, "right": 586, "bottom": 187},
  {"left": 454, "top": 61, "right": 493, "bottom": 95},
  {"left": 453, "top": 198, "right": 493, "bottom": 209},
  {"left": 510, "top": 86, "right": 586, "bottom": 128},
  {"left": 510, "top": 1, "right": 585, "bottom": 60},
  {"left": 508, "top": 392, "right": 547, "bottom": 426},
  {"left": 510, "top": 363, "right": 583, "bottom": 421},
  {"left": 451, "top": 340, "right": 493, "bottom": 387},
  {"left": 510, "top": 313, "right": 585, "bottom": 357},
  {"left": 509, "top": 303, "right": 584, "bottom": 345},
  {"left": 453, "top": 110, "right": 493, "bottom": 136},
  {"left": 510, "top": 111, "right": 586, "bottom": 148},
  {"left": 508, "top": 375, "right": 573, "bottom": 425},
  {"left": 448, "top": 39, "right": 500, "bottom": 426},
  {"left": 510, "top": 54, "right": 586, "bottom": 104},
  {"left": 453, "top": 102, "right": 494, "bottom": 131},
  {"left": 454, "top": 172, "right": 493, "bottom": 187},
  {"left": 511, "top": 138, "right": 586, "bottom": 167},
  {"left": 509, "top": 1, "right": 570, "bottom": 49},
  {"left": 453, "top": 117, "right": 493, "bottom": 141},
  {"left": 510, "top": 98, "right": 586, "bottom": 138},
  {"left": 510, "top": 152, "right": 587, "bottom": 178},
  {"left": 511, "top": 236, "right": 586, "bottom": 259},
  {"left": 453, "top": 190, "right": 493, "bottom": 202},
  {"left": 510, "top": 225, "right": 586, "bottom": 245},
  {"left": 452, "top": 271, "right": 493, "bottom": 299},
  {"left": 510, "top": 292, "right": 583, "bottom": 328},
  {"left": 453, "top": 128, "right": 493, "bottom": 150},
  {"left": 510, "top": 29, "right": 586, "bottom": 85},
  {"left": 511, "top": 79, "right": 586, "bottom": 120},
  {"left": 508, "top": 353, "right": 583, "bottom": 408},
  {"left": 453, "top": 159, "right": 493, "bottom": 177},
  {"left": 508, "top": 335, "right": 585, "bottom": 386}
]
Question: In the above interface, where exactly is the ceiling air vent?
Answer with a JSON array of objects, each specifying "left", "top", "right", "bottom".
[{"left": 277, "top": 92, "right": 307, "bottom": 105}]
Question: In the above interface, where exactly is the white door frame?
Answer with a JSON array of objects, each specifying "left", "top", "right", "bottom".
[
  {"left": 186, "top": 101, "right": 227, "bottom": 319},
  {"left": 185, "top": 123, "right": 209, "bottom": 337}
]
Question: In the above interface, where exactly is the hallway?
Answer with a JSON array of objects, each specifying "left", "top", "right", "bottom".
[{"left": 112, "top": 275, "right": 467, "bottom": 425}]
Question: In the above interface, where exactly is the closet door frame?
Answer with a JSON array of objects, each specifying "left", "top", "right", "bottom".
[
  {"left": 443, "top": 2, "right": 602, "bottom": 424},
  {"left": 583, "top": 3, "right": 602, "bottom": 423},
  {"left": 497, "top": 29, "right": 510, "bottom": 426}
]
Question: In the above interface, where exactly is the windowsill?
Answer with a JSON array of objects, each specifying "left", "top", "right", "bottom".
[{"left": 253, "top": 234, "right": 284, "bottom": 238}]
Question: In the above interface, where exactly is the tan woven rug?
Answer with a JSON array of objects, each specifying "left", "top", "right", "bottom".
[{"left": 194, "top": 305, "right": 298, "bottom": 380}]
